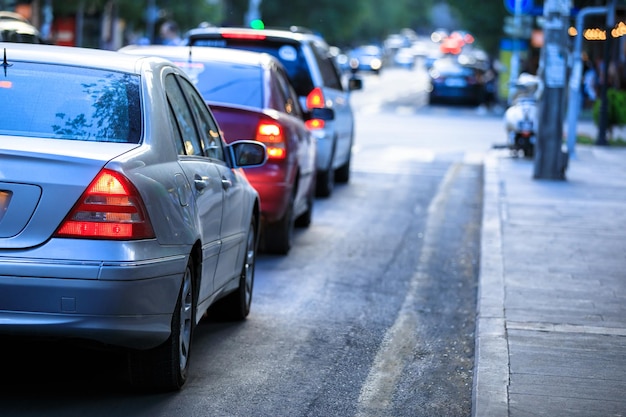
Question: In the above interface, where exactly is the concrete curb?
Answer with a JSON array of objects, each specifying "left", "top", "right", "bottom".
[{"left": 472, "top": 153, "right": 510, "bottom": 417}]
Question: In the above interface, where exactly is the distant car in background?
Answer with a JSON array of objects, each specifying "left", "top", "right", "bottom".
[
  {"left": 393, "top": 47, "right": 416, "bottom": 69},
  {"left": 428, "top": 56, "right": 485, "bottom": 105},
  {"left": 329, "top": 45, "right": 351, "bottom": 73},
  {"left": 348, "top": 45, "right": 384, "bottom": 74},
  {"left": 120, "top": 45, "right": 320, "bottom": 254},
  {"left": 185, "top": 26, "right": 363, "bottom": 197}
]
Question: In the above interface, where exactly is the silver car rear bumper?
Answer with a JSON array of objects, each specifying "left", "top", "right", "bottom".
[{"left": 0, "top": 253, "right": 187, "bottom": 350}]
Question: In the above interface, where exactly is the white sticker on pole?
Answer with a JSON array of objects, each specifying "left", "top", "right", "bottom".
[{"left": 545, "top": 44, "right": 566, "bottom": 88}]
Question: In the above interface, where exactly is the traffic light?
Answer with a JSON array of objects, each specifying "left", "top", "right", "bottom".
[{"left": 250, "top": 19, "right": 264, "bottom": 30}]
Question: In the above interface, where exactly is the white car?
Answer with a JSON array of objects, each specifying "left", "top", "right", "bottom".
[{"left": 185, "top": 26, "right": 363, "bottom": 197}]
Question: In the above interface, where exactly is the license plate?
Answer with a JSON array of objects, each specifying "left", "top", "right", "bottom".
[
  {"left": 518, "top": 121, "right": 533, "bottom": 131},
  {"left": 445, "top": 78, "right": 467, "bottom": 87},
  {"left": 0, "top": 191, "right": 11, "bottom": 222}
]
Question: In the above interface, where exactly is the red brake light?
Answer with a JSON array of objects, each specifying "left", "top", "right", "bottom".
[
  {"left": 256, "top": 121, "right": 286, "bottom": 159},
  {"left": 220, "top": 32, "right": 267, "bottom": 40},
  {"left": 55, "top": 169, "right": 155, "bottom": 240},
  {"left": 306, "top": 87, "right": 325, "bottom": 109},
  {"left": 305, "top": 119, "right": 325, "bottom": 130}
]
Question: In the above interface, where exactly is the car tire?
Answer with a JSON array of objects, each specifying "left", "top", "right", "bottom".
[
  {"left": 295, "top": 185, "right": 314, "bottom": 228},
  {"left": 263, "top": 194, "right": 294, "bottom": 255},
  {"left": 315, "top": 154, "right": 335, "bottom": 198},
  {"left": 335, "top": 147, "right": 351, "bottom": 184},
  {"left": 127, "top": 256, "right": 196, "bottom": 392},
  {"left": 523, "top": 145, "right": 534, "bottom": 158},
  {"left": 213, "top": 216, "right": 257, "bottom": 320}
]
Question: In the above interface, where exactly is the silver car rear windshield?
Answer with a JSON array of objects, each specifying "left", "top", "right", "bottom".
[{"left": 0, "top": 62, "right": 141, "bottom": 143}]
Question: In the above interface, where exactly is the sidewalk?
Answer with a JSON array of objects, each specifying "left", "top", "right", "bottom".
[{"left": 472, "top": 122, "right": 626, "bottom": 416}]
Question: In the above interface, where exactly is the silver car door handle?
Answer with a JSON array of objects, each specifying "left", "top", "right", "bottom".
[
  {"left": 194, "top": 176, "right": 209, "bottom": 191},
  {"left": 221, "top": 177, "right": 232, "bottom": 190}
]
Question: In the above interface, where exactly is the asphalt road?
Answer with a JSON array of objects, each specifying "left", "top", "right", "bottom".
[{"left": 0, "top": 65, "right": 502, "bottom": 417}]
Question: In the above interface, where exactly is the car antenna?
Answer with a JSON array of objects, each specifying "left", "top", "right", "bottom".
[{"left": 2, "top": 48, "right": 13, "bottom": 77}]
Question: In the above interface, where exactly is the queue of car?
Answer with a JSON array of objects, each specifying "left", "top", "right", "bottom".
[
  {"left": 119, "top": 45, "right": 322, "bottom": 255},
  {"left": 347, "top": 29, "right": 493, "bottom": 107},
  {"left": 0, "top": 21, "right": 494, "bottom": 392},
  {"left": 0, "top": 25, "right": 363, "bottom": 392},
  {"left": 185, "top": 26, "right": 363, "bottom": 197}
]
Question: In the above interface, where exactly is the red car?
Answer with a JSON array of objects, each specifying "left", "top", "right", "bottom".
[{"left": 120, "top": 45, "right": 325, "bottom": 254}]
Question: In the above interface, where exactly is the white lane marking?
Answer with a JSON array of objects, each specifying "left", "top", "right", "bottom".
[{"left": 355, "top": 163, "right": 462, "bottom": 416}]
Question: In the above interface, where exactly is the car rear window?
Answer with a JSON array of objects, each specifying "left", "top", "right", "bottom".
[
  {"left": 172, "top": 60, "right": 263, "bottom": 108},
  {"left": 190, "top": 38, "right": 314, "bottom": 97},
  {"left": 0, "top": 62, "right": 141, "bottom": 143}
]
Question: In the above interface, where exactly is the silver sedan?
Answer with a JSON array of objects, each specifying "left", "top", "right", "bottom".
[{"left": 0, "top": 42, "right": 267, "bottom": 391}]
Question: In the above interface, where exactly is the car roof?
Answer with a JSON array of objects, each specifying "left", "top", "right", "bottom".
[
  {"left": 186, "top": 26, "right": 326, "bottom": 46},
  {"left": 0, "top": 42, "right": 170, "bottom": 73},
  {"left": 119, "top": 44, "right": 279, "bottom": 69}
]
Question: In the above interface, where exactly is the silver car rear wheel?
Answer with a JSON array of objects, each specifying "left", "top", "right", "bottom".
[
  {"left": 128, "top": 257, "right": 196, "bottom": 391},
  {"left": 178, "top": 262, "right": 194, "bottom": 375}
]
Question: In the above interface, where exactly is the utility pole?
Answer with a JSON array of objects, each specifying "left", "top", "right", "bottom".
[
  {"left": 508, "top": 0, "right": 523, "bottom": 104},
  {"left": 596, "top": 0, "right": 616, "bottom": 146},
  {"left": 146, "top": 0, "right": 157, "bottom": 44},
  {"left": 245, "top": 0, "right": 261, "bottom": 27},
  {"left": 565, "top": 6, "right": 608, "bottom": 159},
  {"left": 533, "top": 0, "right": 570, "bottom": 180}
]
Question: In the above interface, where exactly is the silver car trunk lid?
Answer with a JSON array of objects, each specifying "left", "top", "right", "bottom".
[{"left": 0, "top": 136, "right": 139, "bottom": 249}]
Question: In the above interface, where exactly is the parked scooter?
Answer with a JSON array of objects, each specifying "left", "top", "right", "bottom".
[{"left": 504, "top": 73, "right": 540, "bottom": 158}]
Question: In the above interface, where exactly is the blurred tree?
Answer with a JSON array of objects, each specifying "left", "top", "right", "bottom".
[
  {"left": 220, "top": 0, "right": 248, "bottom": 26},
  {"left": 260, "top": 0, "right": 435, "bottom": 47},
  {"left": 259, "top": 0, "right": 363, "bottom": 46},
  {"left": 51, "top": 0, "right": 223, "bottom": 38},
  {"left": 444, "top": 0, "right": 507, "bottom": 55},
  {"left": 48, "top": 0, "right": 610, "bottom": 57}
]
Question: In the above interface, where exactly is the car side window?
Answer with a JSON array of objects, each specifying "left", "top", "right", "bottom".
[
  {"left": 164, "top": 74, "right": 203, "bottom": 156},
  {"left": 311, "top": 42, "right": 343, "bottom": 91},
  {"left": 275, "top": 65, "right": 303, "bottom": 119},
  {"left": 177, "top": 77, "right": 226, "bottom": 161},
  {"left": 268, "top": 68, "right": 288, "bottom": 114},
  {"left": 166, "top": 100, "right": 186, "bottom": 155}
]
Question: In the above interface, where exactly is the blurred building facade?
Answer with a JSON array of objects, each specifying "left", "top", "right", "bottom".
[{"left": 0, "top": 0, "right": 217, "bottom": 49}]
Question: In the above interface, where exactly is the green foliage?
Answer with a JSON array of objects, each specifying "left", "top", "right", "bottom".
[
  {"left": 49, "top": 0, "right": 589, "bottom": 58},
  {"left": 577, "top": 135, "right": 626, "bottom": 146},
  {"left": 443, "top": 0, "right": 506, "bottom": 55},
  {"left": 260, "top": 0, "right": 434, "bottom": 47},
  {"left": 593, "top": 89, "right": 626, "bottom": 130},
  {"left": 255, "top": 0, "right": 504, "bottom": 53},
  {"left": 53, "top": 0, "right": 224, "bottom": 35}
]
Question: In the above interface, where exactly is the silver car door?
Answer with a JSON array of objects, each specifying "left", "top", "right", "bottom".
[
  {"left": 176, "top": 77, "right": 248, "bottom": 290},
  {"left": 164, "top": 74, "right": 224, "bottom": 304}
]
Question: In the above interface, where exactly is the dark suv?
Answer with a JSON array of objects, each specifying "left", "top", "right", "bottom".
[{"left": 185, "top": 26, "right": 362, "bottom": 197}]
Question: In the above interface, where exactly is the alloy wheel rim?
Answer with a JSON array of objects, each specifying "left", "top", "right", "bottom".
[
  {"left": 244, "top": 225, "right": 255, "bottom": 307},
  {"left": 179, "top": 266, "right": 193, "bottom": 372}
]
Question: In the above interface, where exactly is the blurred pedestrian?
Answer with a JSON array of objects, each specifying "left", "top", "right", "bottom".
[
  {"left": 159, "top": 20, "right": 182, "bottom": 46},
  {"left": 483, "top": 60, "right": 499, "bottom": 111},
  {"left": 582, "top": 59, "right": 598, "bottom": 108}
]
